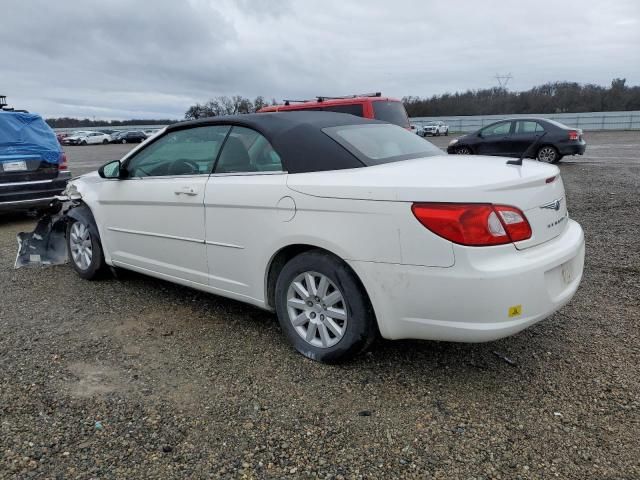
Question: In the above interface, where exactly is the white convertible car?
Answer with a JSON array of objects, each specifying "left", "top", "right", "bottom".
[{"left": 61, "top": 111, "right": 584, "bottom": 362}]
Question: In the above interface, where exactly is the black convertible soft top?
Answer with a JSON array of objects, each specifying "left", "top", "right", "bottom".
[{"left": 167, "top": 111, "right": 385, "bottom": 173}]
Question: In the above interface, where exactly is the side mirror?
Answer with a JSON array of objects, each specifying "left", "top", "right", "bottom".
[{"left": 98, "top": 160, "right": 122, "bottom": 179}]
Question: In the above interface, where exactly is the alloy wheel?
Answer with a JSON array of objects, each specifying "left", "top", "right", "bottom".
[
  {"left": 537, "top": 146, "right": 557, "bottom": 163},
  {"left": 456, "top": 146, "right": 472, "bottom": 155},
  {"left": 69, "top": 222, "right": 93, "bottom": 270},
  {"left": 286, "top": 271, "right": 348, "bottom": 348}
]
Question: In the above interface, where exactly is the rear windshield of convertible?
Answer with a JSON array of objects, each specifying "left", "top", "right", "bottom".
[{"left": 322, "top": 123, "right": 442, "bottom": 165}]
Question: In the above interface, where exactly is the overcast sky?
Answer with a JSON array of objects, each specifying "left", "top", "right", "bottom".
[{"left": 2, "top": 0, "right": 639, "bottom": 120}]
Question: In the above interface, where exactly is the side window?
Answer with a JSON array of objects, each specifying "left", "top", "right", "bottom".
[
  {"left": 320, "top": 104, "right": 365, "bottom": 117},
  {"left": 481, "top": 121, "right": 512, "bottom": 137},
  {"left": 125, "top": 125, "right": 230, "bottom": 178},
  {"left": 516, "top": 121, "right": 541, "bottom": 134},
  {"left": 215, "top": 126, "right": 283, "bottom": 174}
]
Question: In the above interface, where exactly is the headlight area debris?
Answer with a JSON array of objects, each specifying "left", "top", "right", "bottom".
[{"left": 15, "top": 197, "right": 77, "bottom": 269}]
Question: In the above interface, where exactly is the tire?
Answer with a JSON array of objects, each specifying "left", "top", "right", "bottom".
[
  {"left": 102, "top": 139, "right": 108, "bottom": 144},
  {"left": 81, "top": 140, "right": 87, "bottom": 146},
  {"left": 537, "top": 145, "right": 560, "bottom": 163},
  {"left": 274, "top": 250, "right": 377, "bottom": 363},
  {"left": 435, "top": 130, "right": 440, "bottom": 137},
  {"left": 444, "top": 129, "right": 449, "bottom": 136},
  {"left": 121, "top": 139, "right": 127, "bottom": 144},
  {"left": 455, "top": 145, "right": 473, "bottom": 155},
  {"left": 66, "top": 218, "right": 106, "bottom": 280}
]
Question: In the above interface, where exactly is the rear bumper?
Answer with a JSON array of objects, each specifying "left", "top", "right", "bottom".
[
  {"left": 349, "top": 219, "right": 585, "bottom": 342},
  {"left": 0, "top": 171, "right": 71, "bottom": 211},
  {"left": 558, "top": 142, "right": 586, "bottom": 156}
]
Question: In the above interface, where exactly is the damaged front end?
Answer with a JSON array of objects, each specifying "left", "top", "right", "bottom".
[{"left": 15, "top": 184, "right": 83, "bottom": 268}]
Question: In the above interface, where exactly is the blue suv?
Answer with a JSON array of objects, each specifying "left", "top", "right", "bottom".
[{"left": 0, "top": 106, "right": 71, "bottom": 213}]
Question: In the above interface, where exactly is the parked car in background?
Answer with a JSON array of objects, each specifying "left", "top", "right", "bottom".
[
  {"left": 60, "top": 111, "right": 584, "bottom": 362},
  {"left": 61, "top": 130, "right": 94, "bottom": 146},
  {"left": 258, "top": 92, "right": 411, "bottom": 129},
  {"left": 0, "top": 111, "right": 71, "bottom": 213},
  {"left": 143, "top": 129, "right": 161, "bottom": 138},
  {"left": 447, "top": 118, "right": 586, "bottom": 163},
  {"left": 56, "top": 132, "right": 70, "bottom": 144},
  {"left": 81, "top": 132, "right": 111, "bottom": 145},
  {"left": 111, "top": 130, "right": 147, "bottom": 144},
  {"left": 419, "top": 121, "right": 449, "bottom": 137}
]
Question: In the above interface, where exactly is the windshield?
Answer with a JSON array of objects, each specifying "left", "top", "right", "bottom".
[
  {"left": 322, "top": 123, "right": 443, "bottom": 165},
  {"left": 371, "top": 101, "right": 410, "bottom": 128}
]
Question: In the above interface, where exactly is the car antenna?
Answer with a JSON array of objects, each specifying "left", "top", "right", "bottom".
[{"left": 507, "top": 131, "right": 547, "bottom": 166}]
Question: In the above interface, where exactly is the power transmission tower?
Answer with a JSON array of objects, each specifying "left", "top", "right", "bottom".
[{"left": 495, "top": 73, "right": 513, "bottom": 89}]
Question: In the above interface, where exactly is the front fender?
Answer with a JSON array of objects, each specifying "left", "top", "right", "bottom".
[{"left": 66, "top": 203, "right": 102, "bottom": 243}]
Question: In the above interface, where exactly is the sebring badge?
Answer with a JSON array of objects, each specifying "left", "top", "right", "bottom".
[{"left": 541, "top": 198, "right": 562, "bottom": 211}]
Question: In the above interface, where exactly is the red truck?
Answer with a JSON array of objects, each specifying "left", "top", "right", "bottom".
[{"left": 258, "top": 92, "right": 411, "bottom": 129}]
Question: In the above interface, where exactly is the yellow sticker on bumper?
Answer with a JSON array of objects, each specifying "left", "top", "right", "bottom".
[{"left": 508, "top": 305, "right": 522, "bottom": 317}]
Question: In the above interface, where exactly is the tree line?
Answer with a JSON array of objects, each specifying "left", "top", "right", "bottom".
[
  {"left": 45, "top": 117, "right": 175, "bottom": 129},
  {"left": 403, "top": 78, "right": 640, "bottom": 117},
  {"left": 184, "top": 95, "right": 273, "bottom": 119},
  {"left": 43, "top": 78, "right": 640, "bottom": 127}
]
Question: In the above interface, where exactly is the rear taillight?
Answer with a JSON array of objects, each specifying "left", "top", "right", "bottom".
[
  {"left": 411, "top": 203, "right": 532, "bottom": 246},
  {"left": 568, "top": 130, "right": 579, "bottom": 141},
  {"left": 59, "top": 152, "right": 68, "bottom": 171}
]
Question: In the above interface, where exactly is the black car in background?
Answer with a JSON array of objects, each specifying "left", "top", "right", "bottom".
[
  {"left": 447, "top": 118, "right": 586, "bottom": 163},
  {"left": 111, "top": 130, "right": 147, "bottom": 144},
  {"left": 1, "top": 111, "right": 71, "bottom": 213}
]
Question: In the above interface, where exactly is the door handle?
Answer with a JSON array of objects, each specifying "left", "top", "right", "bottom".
[{"left": 174, "top": 186, "right": 198, "bottom": 196}]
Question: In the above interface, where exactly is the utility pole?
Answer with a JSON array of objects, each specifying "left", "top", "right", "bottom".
[{"left": 495, "top": 73, "right": 513, "bottom": 89}]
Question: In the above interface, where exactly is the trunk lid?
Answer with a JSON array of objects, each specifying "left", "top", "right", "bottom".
[{"left": 287, "top": 154, "right": 568, "bottom": 249}]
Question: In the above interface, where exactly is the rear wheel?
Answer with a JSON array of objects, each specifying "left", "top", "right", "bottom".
[
  {"left": 275, "top": 250, "right": 376, "bottom": 362},
  {"left": 81, "top": 140, "right": 87, "bottom": 146},
  {"left": 455, "top": 146, "right": 472, "bottom": 155},
  {"left": 444, "top": 129, "right": 449, "bottom": 136},
  {"left": 537, "top": 145, "right": 560, "bottom": 163},
  {"left": 102, "top": 139, "right": 108, "bottom": 144},
  {"left": 121, "top": 138, "right": 127, "bottom": 144},
  {"left": 67, "top": 219, "right": 106, "bottom": 280}
]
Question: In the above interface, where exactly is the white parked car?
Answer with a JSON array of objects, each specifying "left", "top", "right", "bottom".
[
  {"left": 60, "top": 112, "right": 584, "bottom": 362},
  {"left": 79, "top": 132, "right": 112, "bottom": 145},
  {"left": 61, "top": 130, "right": 95, "bottom": 145},
  {"left": 420, "top": 121, "right": 449, "bottom": 137}
]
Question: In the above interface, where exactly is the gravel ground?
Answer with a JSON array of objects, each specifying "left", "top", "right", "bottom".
[{"left": 1, "top": 131, "right": 639, "bottom": 479}]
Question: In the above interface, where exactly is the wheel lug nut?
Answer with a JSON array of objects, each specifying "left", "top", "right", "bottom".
[
  {"left": 320, "top": 314, "right": 325, "bottom": 321},
  {"left": 310, "top": 312, "right": 316, "bottom": 319},
  {"left": 307, "top": 301, "right": 313, "bottom": 307}
]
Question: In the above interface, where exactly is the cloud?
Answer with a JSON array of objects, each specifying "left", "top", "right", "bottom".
[{"left": 2, "top": 0, "right": 639, "bottom": 119}]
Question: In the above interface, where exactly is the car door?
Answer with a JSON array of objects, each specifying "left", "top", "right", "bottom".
[
  {"left": 475, "top": 121, "right": 514, "bottom": 156},
  {"left": 511, "top": 120, "right": 545, "bottom": 157},
  {"left": 204, "top": 126, "right": 289, "bottom": 302},
  {"left": 97, "top": 125, "right": 230, "bottom": 284}
]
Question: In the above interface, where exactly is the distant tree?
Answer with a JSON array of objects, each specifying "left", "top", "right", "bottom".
[
  {"left": 184, "top": 95, "right": 267, "bottom": 119},
  {"left": 403, "top": 78, "right": 640, "bottom": 116},
  {"left": 46, "top": 117, "right": 176, "bottom": 128},
  {"left": 253, "top": 96, "right": 267, "bottom": 112}
]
